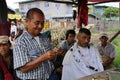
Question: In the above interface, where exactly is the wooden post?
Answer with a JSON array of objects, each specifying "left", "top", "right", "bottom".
[
  {"left": 109, "top": 30, "right": 120, "bottom": 42},
  {"left": 0, "top": 0, "right": 7, "bottom": 24},
  {"left": 0, "top": 0, "right": 11, "bottom": 36}
]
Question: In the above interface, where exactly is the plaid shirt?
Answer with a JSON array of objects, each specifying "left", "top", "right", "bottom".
[
  {"left": 97, "top": 42, "right": 117, "bottom": 58},
  {"left": 13, "top": 31, "right": 54, "bottom": 80}
]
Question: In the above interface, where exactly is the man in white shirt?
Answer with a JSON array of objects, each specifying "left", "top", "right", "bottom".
[
  {"left": 10, "top": 21, "right": 17, "bottom": 41},
  {"left": 97, "top": 33, "right": 117, "bottom": 69},
  {"left": 62, "top": 28, "right": 104, "bottom": 80}
]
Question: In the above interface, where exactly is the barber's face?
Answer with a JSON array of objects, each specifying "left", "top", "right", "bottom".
[
  {"left": 26, "top": 12, "right": 45, "bottom": 37},
  {"left": 0, "top": 44, "right": 10, "bottom": 56},
  {"left": 77, "top": 33, "right": 91, "bottom": 47}
]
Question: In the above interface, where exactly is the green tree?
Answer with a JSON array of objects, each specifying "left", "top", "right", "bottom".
[
  {"left": 102, "top": 7, "right": 119, "bottom": 18},
  {"left": 15, "top": 8, "right": 19, "bottom": 13}
]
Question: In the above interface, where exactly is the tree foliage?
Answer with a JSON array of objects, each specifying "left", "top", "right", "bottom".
[
  {"left": 15, "top": 8, "right": 19, "bottom": 13},
  {"left": 102, "top": 7, "right": 119, "bottom": 18}
]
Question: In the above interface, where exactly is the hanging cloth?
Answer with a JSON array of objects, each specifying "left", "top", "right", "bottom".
[{"left": 78, "top": 0, "right": 88, "bottom": 28}]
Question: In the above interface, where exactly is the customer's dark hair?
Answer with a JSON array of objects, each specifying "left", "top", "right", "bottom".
[
  {"left": 26, "top": 8, "right": 44, "bottom": 20},
  {"left": 79, "top": 28, "right": 91, "bottom": 35},
  {"left": 66, "top": 29, "right": 76, "bottom": 39}
]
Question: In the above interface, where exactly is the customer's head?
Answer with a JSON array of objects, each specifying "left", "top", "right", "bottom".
[
  {"left": 26, "top": 8, "right": 45, "bottom": 37},
  {"left": 65, "top": 29, "right": 76, "bottom": 44},
  {"left": 99, "top": 33, "right": 108, "bottom": 45},
  {"left": 77, "top": 28, "right": 91, "bottom": 47},
  {"left": 0, "top": 36, "right": 11, "bottom": 56}
]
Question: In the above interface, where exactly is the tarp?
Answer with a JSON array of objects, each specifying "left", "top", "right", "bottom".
[
  {"left": 89, "top": 0, "right": 120, "bottom": 3},
  {"left": 33, "top": 0, "right": 120, "bottom": 4}
]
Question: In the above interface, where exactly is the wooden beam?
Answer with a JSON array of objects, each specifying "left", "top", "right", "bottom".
[
  {"left": 0, "top": 0, "right": 7, "bottom": 23},
  {"left": 109, "top": 30, "right": 120, "bottom": 42}
]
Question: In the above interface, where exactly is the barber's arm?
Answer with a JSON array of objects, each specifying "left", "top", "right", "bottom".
[{"left": 20, "top": 50, "right": 56, "bottom": 73}]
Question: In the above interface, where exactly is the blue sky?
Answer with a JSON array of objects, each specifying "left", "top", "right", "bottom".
[{"left": 6, "top": 0, "right": 120, "bottom": 9}]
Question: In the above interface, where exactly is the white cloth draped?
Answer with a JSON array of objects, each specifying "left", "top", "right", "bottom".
[{"left": 62, "top": 43, "right": 104, "bottom": 80}]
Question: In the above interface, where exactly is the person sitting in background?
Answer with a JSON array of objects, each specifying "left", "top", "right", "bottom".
[
  {"left": 62, "top": 28, "right": 104, "bottom": 80},
  {"left": 0, "top": 36, "right": 19, "bottom": 80},
  {"left": 15, "top": 20, "right": 24, "bottom": 39},
  {"left": 10, "top": 21, "right": 17, "bottom": 41},
  {"left": 60, "top": 29, "right": 76, "bottom": 53},
  {"left": 97, "top": 33, "right": 117, "bottom": 69},
  {"left": 53, "top": 29, "right": 76, "bottom": 80}
]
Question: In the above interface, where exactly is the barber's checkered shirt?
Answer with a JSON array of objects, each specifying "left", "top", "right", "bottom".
[{"left": 13, "top": 31, "right": 54, "bottom": 80}]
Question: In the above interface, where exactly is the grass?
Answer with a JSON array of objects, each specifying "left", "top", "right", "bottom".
[{"left": 112, "top": 39, "right": 120, "bottom": 68}]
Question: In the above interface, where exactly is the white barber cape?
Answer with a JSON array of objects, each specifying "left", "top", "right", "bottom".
[{"left": 62, "top": 43, "right": 104, "bottom": 80}]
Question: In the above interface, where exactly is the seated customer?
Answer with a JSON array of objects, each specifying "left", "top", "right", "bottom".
[
  {"left": 53, "top": 29, "right": 76, "bottom": 80},
  {"left": 60, "top": 29, "right": 76, "bottom": 53},
  {"left": 0, "top": 36, "right": 19, "bottom": 80},
  {"left": 97, "top": 33, "right": 117, "bottom": 69},
  {"left": 62, "top": 28, "right": 104, "bottom": 80}
]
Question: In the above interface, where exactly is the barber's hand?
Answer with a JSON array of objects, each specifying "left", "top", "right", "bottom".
[
  {"left": 56, "top": 66, "right": 63, "bottom": 74},
  {"left": 53, "top": 46, "right": 61, "bottom": 55},
  {"left": 43, "top": 50, "right": 56, "bottom": 60},
  {"left": 53, "top": 46, "right": 65, "bottom": 55}
]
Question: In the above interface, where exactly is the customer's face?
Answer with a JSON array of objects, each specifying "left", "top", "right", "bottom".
[
  {"left": 26, "top": 12, "right": 44, "bottom": 37},
  {"left": 0, "top": 44, "right": 10, "bottom": 56},
  {"left": 77, "top": 33, "right": 91, "bottom": 47},
  {"left": 99, "top": 36, "right": 108, "bottom": 45},
  {"left": 67, "top": 34, "right": 75, "bottom": 44}
]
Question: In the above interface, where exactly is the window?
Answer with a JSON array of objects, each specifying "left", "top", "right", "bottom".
[
  {"left": 44, "top": 2, "right": 49, "bottom": 9},
  {"left": 27, "top": 3, "right": 31, "bottom": 10},
  {"left": 55, "top": 3, "right": 60, "bottom": 10},
  {"left": 66, "top": 4, "right": 72, "bottom": 14},
  {"left": 35, "top": 2, "right": 40, "bottom": 8},
  {"left": 20, "top": 4, "right": 24, "bottom": 11}
]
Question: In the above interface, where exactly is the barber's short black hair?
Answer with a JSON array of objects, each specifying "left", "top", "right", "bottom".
[
  {"left": 26, "top": 8, "right": 44, "bottom": 20},
  {"left": 66, "top": 29, "right": 76, "bottom": 39},
  {"left": 79, "top": 28, "right": 91, "bottom": 35}
]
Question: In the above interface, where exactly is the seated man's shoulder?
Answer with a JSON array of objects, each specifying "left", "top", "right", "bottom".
[
  {"left": 59, "top": 40, "right": 67, "bottom": 46},
  {"left": 109, "top": 42, "right": 114, "bottom": 46},
  {"left": 107, "top": 42, "right": 115, "bottom": 48},
  {"left": 61, "top": 40, "right": 67, "bottom": 43}
]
